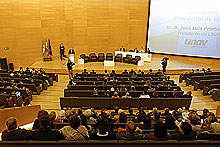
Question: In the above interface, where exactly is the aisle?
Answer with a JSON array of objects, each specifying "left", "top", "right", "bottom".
[{"left": 31, "top": 75, "right": 68, "bottom": 111}]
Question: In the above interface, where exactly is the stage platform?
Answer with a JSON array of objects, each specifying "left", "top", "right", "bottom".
[{"left": 30, "top": 54, "right": 220, "bottom": 74}]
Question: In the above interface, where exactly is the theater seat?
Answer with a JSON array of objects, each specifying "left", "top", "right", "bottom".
[
  {"left": 114, "top": 54, "right": 123, "bottom": 62},
  {"left": 106, "top": 53, "right": 113, "bottom": 61},
  {"left": 98, "top": 53, "right": 105, "bottom": 62},
  {"left": 123, "top": 55, "right": 132, "bottom": 64},
  {"left": 89, "top": 53, "right": 97, "bottom": 62}
]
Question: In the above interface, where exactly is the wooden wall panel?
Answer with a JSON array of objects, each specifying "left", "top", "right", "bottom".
[{"left": 0, "top": 0, "right": 149, "bottom": 69}]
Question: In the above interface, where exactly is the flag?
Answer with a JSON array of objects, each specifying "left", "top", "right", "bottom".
[
  {"left": 42, "top": 40, "right": 46, "bottom": 56},
  {"left": 45, "top": 39, "right": 49, "bottom": 56},
  {"left": 48, "top": 39, "right": 53, "bottom": 56}
]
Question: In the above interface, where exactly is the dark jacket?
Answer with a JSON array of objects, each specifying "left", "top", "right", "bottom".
[
  {"left": 172, "top": 131, "right": 196, "bottom": 140},
  {"left": 33, "top": 119, "right": 55, "bottom": 130},
  {"left": 2, "top": 128, "right": 30, "bottom": 140},
  {"left": 116, "top": 130, "right": 143, "bottom": 140},
  {"left": 31, "top": 128, "right": 64, "bottom": 141},
  {"left": 198, "top": 133, "right": 220, "bottom": 140}
]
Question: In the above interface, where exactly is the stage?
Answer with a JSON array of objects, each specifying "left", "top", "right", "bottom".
[{"left": 30, "top": 54, "right": 220, "bottom": 74}]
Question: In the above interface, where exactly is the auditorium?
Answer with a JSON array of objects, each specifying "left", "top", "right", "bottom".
[{"left": 0, "top": 0, "right": 220, "bottom": 146}]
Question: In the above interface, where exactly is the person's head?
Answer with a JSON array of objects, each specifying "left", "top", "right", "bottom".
[
  {"left": 61, "top": 43, "right": 63, "bottom": 46},
  {"left": 65, "top": 110, "right": 74, "bottom": 120},
  {"left": 19, "top": 67, "right": 23, "bottom": 70},
  {"left": 105, "top": 69, "right": 107, "bottom": 73},
  {"left": 119, "top": 112, "right": 127, "bottom": 123},
  {"left": 69, "top": 115, "right": 81, "bottom": 129},
  {"left": 97, "top": 119, "right": 109, "bottom": 134},
  {"left": 186, "top": 91, "right": 192, "bottom": 96},
  {"left": 189, "top": 114, "right": 201, "bottom": 125},
  {"left": 37, "top": 110, "right": 49, "bottom": 119},
  {"left": 179, "top": 122, "right": 192, "bottom": 135},
  {"left": 203, "top": 108, "right": 209, "bottom": 116},
  {"left": 154, "top": 121, "right": 167, "bottom": 138},
  {"left": 128, "top": 108, "right": 133, "bottom": 114},
  {"left": 84, "top": 69, "right": 87, "bottom": 72},
  {"left": 126, "top": 121, "right": 136, "bottom": 135},
  {"left": 49, "top": 111, "right": 56, "bottom": 121},
  {"left": 153, "top": 113, "right": 160, "bottom": 121},
  {"left": 165, "top": 115, "right": 175, "bottom": 126},
  {"left": 164, "top": 108, "right": 169, "bottom": 114},
  {"left": 6, "top": 117, "right": 17, "bottom": 131},
  {"left": 149, "top": 69, "right": 153, "bottom": 72},
  {"left": 84, "top": 109, "right": 92, "bottom": 118},
  {"left": 152, "top": 107, "right": 158, "bottom": 114},
  {"left": 207, "top": 115, "right": 218, "bottom": 124},
  {"left": 143, "top": 115, "right": 151, "bottom": 128},
  {"left": 158, "top": 69, "right": 161, "bottom": 72},
  {"left": 78, "top": 108, "right": 83, "bottom": 115},
  {"left": 114, "top": 91, "right": 118, "bottom": 96},
  {"left": 39, "top": 115, "right": 51, "bottom": 129},
  {"left": 207, "top": 68, "right": 211, "bottom": 72}
]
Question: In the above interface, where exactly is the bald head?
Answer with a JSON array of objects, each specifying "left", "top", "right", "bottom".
[
  {"left": 126, "top": 121, "right": 135, "bottom": 134},
  {"left": 6, "top": 117, "right": 17, "bottom": 131}
]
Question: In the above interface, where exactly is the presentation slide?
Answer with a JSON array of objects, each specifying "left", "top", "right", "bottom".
[{"left": 147, "top": 0, "right": 220, "bottom": 58}]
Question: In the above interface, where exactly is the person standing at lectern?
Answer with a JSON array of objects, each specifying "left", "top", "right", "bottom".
[
  {"left": 68, "top": 48, "right": 75, "bottom": 54},
  {"left": 67, "top": 59, "right": 74, "bottom": 79},
  {"left": 60, "top": 43, "right": 65, "bottom": 61},
  {"left": 161, "top": 57, "right": 168, "bottom": 73}
]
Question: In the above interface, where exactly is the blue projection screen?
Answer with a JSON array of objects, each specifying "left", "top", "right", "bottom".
[{"left": 147, "top": 0, "right": 220, "bottom": 58}]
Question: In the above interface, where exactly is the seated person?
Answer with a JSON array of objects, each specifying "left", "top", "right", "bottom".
[
  {"left": 116, "top": 112, "right": 127, "bottom": 123},
  {"left": 165, "top": 115, "right": 178, "bottom": 130},
  {"left": 49, "top": 111, "right": 62, "bottom": 123},
  {"left": 82, "top": 69, "right": 88, "bottom": 75},
  {"left": 122, "top": 69, "right": 128, "bottom": 75},
  {"left": 112, "top": 92, "right": 120, "bottom": 99},
  {"left": 127, "top": 108, "right": 136, "bottom": 117},
  {"left": 129, "top": 69, "right": 136, "bottom": 75},
  {"left": 200, "top": 108, "right": 210, "bottom": 119},
  {"left": 31, "top": 115, "right": 64, "bottom": 141},
  {"left": 120, "top": 84, "right": 127, "bottom": 91},
  {"left": 130, "top": 85, "right": 136, "bottom": 91},
  {"left": 120, "top": 46, "right": 126, "bottom": 52},
  {"left": 122, "top": 92, "right": 131, "bottom": 99},
  {"left": 116, "top": 121, "right": 143, "bottom": 140},
  {"left": 145, "top": 121, "right": 172, "bottom": 140},
  {"left": 156, "top": 69, "right": 162, "bottom": 75},
  {"left": 33, "top": 110, "right": 54, "bottom": 129},
  {"left": 206, "top": 68, "right": 212, "bottom": 72},
  {"left": 91, "top": 89, "right": 99, "bottom": 97},
  {"left": 89, "top": 120, "right": 117, "bottom": 140},
  {"left": 138, "top": 115, "right": 151, "bottom": 130},
  {"left": 181, "top": 91, "right": 192, "bottom": 98},
  {"left": 90, "top": 69, "right": 96, "bottom": 75},
  {"left": 134, "top": 48, "right": 138, "bottom": 53},
  {"left": 161, "top": 108, "right": 171, "bottom": 116},
  {"left": 140, "top": 47, "right": 144, "bottom": 53},
  {"left": 139, "top": 92, "right": 150, "bottom": 98},
  {"left": 110, "top": 70, "right": 116, "bottom": 77},
  {"left": 196, "top": 69, "right": 200, "bottom": 73},
  {"left": 172, "top": 122, "right": 196, "bottom": 140},
  {"left": 4, "top": 96, "right": 14, "bottom": 108},
  {"left": 130, "top": 72, "right": 138, "bottom": 78},
  {"left": 59, "top": 115, "right": 89, "bottom": 141},
  {"left": 69, "top": 79, "right": 76, "bottom": 86},
  {"left": 2, "top": 117, "right": 30, "bottom": 140}
]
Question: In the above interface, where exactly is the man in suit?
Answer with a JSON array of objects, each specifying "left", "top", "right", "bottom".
[
  {"left": 67, "top": 59, "right": 74, "bottom": 79},
  {"left": 68, "top": 48, "right": 75, "bottom": 54},
  {"left": 161, "top": 57, "right": 168, "bottom": 73},
  {"left": 60, "top": 43, "right": 65, "bottom": 61},
  {"left": 120, "top": 46, "right": 126, "bottom": 52}
]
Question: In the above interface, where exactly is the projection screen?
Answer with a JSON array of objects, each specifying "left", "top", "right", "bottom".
[{"left": 147, "top": 0, "right": 220, "bottom": 58}]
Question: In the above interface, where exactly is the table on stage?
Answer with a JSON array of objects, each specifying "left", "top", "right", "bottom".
[{"left": 115, "top": 51, "right": 152, "bottom": 62}]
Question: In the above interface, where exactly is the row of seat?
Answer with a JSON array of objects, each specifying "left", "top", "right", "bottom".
[
  {"left": 79, "top": 53, "right": 141, "bottom": 65},
  {"left": 1, "top": 140, "right": 220, "bottom": 147},
  {"left": 60, "top": 97, "right": 191, "bottom": 109}
]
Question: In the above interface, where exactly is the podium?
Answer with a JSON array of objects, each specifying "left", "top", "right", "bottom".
[{"left": 69, "top": 54, "right": 74, "bottom": 63}]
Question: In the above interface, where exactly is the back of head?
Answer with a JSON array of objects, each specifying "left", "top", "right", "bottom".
[
  {"left": 39, "top": 115, "right": 51, "bottom": 129},
  {"left": 97, "top": 119, "right": 109, "bottom": 134},
  {"left": 69, "top": 115, "right": 81, "bottom": 129},
  {"left": 180, "top": 122, "right": 192, "bottom": 135},
  {"left": 119, "top": 112, "right": 127, "bottom": 123},
  {"left": 6, "top": 117, "right": 17, "bottom": 131},
  {"left": 126, "top": 121, "right": 136, "bottom": 135},
  {"left": 143, "top": 115, "right": 151, "bottom": 128},
  {"left": 65, "top": 110, "right": 74, "bottom": 119},
  {"left": 37, "top": 110, "right": 49, "bottom": 119},
  {"left": 49, "top": 111, "right": 56, "bottom": 121},
  {"left": 128, "top": 108, "right": 133, "bottom": 114},
  {"left": 154, "top": 121, "right": 167, "bottom": 138},
  {"left": 165, "top": 115, "right": 175, "bottom": 125}
]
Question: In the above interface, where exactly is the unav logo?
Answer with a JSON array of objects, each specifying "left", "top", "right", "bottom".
[{"left": 184, "top": 39, "right": 208, "bottom": 46}]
